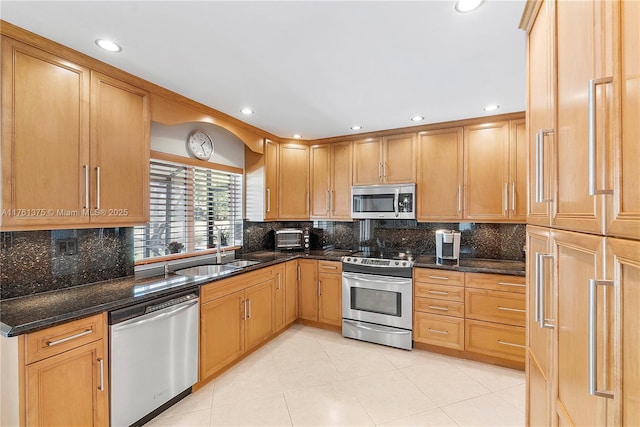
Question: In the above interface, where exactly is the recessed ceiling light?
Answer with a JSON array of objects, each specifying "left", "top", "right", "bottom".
[
  {"left": 411, "top": 116, "right": 424, "bottom": 122},
  {"left": 95, "top": 39, "right": 122, "bottom": 52},
  {"left": 292, "top": 134, "right": 302, "bottom": 139},
  {"left": 455, "top": 0, "right": 484, "bottom": 13},
  {"left": 241, "top": 108, "right": 254, "bottom": 115},
  {"left": 351, "top": 125, "right": 362, "bottom": 131},
  {"left": 483, "top": 104, "right": 500, "bottom": 112}
]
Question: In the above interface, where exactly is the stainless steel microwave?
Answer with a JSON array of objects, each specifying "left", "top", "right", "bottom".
[{"left": 351, "top": 184, "right": 416, "bottom": 219}]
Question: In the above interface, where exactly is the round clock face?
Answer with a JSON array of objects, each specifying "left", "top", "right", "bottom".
[{"left": 186, "top": 130, "right": 214, "bottom": 160}]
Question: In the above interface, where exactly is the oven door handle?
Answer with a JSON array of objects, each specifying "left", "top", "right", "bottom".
[
  {"left": 342, "top": 271, "right": 411, "bottom": 285},
  {"left": 343, "top": 319, "right": 410, "bottom": 334}
]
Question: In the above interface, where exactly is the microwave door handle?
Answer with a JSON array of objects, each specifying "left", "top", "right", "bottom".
[{"left": 394, "top": 189, "right": 399, "bottom": 217}]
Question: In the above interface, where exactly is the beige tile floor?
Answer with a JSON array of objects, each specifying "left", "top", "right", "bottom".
[{"left": 145, "top": 324, "right": 525, "bottom": 427}]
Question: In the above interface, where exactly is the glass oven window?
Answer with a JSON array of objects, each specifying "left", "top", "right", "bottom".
[{"left": 350, "top": 287, "right": 401, "bottom": 317}]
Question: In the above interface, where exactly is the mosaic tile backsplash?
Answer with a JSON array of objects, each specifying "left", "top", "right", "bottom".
[
  {"left": 243, "top": 220, "right": 526, "bottom": 261},
  {"left": 1, "top": 228, "right": 134, "bottom": 300}
]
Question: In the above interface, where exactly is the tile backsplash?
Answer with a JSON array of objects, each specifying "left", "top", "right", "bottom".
[
  {"left": 243, "top": 220, "right": 525, "bottom": 261},
  {"left": 1, "top": 228, "right": 133, "bottom": 299}
]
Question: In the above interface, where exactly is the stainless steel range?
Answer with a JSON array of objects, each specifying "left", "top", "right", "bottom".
[{"left": 341, "top": 250, "right": 414, "bottom": 350}]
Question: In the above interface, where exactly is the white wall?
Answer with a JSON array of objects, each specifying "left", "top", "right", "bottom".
[{"left": 151, "top": 122, "right": 245, "bottom": 169}]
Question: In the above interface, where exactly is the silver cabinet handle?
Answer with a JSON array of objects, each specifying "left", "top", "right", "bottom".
[
  {"left": 83, "top": 165, "right": 89, "bottom": 209},
  {"left": 588, "top": 77, "right": 614, "bottom": 196},
  {"left": 321, "top": 265, "right": 338, "bottom": 270},
  {"left": 241, "top": 300, "right": 246, "bottom": 320},
  {"left": 503, "top": 182, "right": 509, "bottom": 214},
  {"left": 325, "top": 190, "right": 329, "bottom": 214},
  {"left": 497, "top": 306, "right": 526, "bottom": 313},
  {"left": 535, "top": 253, "right": 554, "bottom": 329},
  {"left": 98, "top": 358, "right": 105, "bottom": 391},
  {"left": 46, "top": 329, "right": 93, "bottom": 346},
  {"left": 498, "top": 281, "right": 526, "bottom": 288},
  {"left": 317, "top": 280, "right": 321, "bottom": 296},
  {"left": 498, "top": 340, "right": 525, "bottom": 349},
  {"left": 95, "top": 166, "right": 101, "bottom": 209},
  {"left": 589, "top": 279, "right": 614, "bottom": 399},
  {"left": 428, "top": 290, "right": 449, "bottom": 296},
  {"left": 394, "top": 188, "right": 399, "bottom": 217},
  {"left": 383, "top": 161, "right": 387, "bottom": 178},
  {"left": 297, "top": 265, "right": 300, "bottom": 281},
  {"left": 535, "top": 129, "right": 554, "bottom": 203},
  {"left": 247, "top": 298, "right": 252, "bottom": 319},
  {"left": 330, "top": 190, "right": 334, "bottom": 214},
  {"left": 428, "top": 275, "right": 449, "bottom": 280},
  {"left": 277, "top": 272, "right": 281, "bottom": 290},
  {"left": 457, "top": 185, "right": 463, "bottom": 214},
  {"left": 427, "top": 305, "right": 449, "bottom": 311},
  {"left": 511, "top": 182, "right": 516, "bottom": 212},
  {"left": 266, "top": 188, "right": 271, "bottom": 213},
  {"left": 306, "top": 191, "right": 309, "bottom": 213},
  {"left": 428, "top": 328, "right": 449, "bottom": 335}
]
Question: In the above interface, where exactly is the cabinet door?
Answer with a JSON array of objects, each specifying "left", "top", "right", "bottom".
[
  {"left": 1, "top": 38, "right": 90, "bottom": 229},
  {"left": 279, "top": 143, "right": 309, "bottom": 219},
  {"left": 353, "top": 138, "right": 382, "bottom": 185},
  {"left": 416, "top": 128, "right": 464, "bottom": 221},
  {"left": 509, "top": 119, "right": 527, "bottom": 221},
  {"left": 554, "top": 1, "right": 611, "bottom": 234},
  {"left": 464, "top": 122, "right": 510, "bottom": 221},
  {"left": 330, "top": 141, "right": 353, "bottom": 219},
  {"left": 318, "top": 273, "right": 342, "bottom": 326},
  {"left": 553, "top": 230, "right": 607, "bottom": 426},
  {"left": 274, "top": 264, "right": 286, "bottom": 332},
  {"left": 245, "top": 279, "right": 275, "bottom": 351},
  {"left": 310, "top": 144, "right": 331, "bottom": 218},
  {"left": 200, "top": 290, "right": 245, "bottom": 379},
  {"left": 265, "top": 139, "right": 279, "bottom": 220},
  {"left": 527, "top": 0, "right": 555, "bottom": 227},
  {"left": 607, "top": 1, "right": 640, "bottom": 240},
  {"left": 90, "top": 72, "right": 149, "bottom": 224},
  {"left": 26, "top": 340, "right": 108, "bottom": 427},
  {"left": 297, "top": 259, "right": 318, "bottom": 321},
  {"left": 382, "top": 133, "right": 416, "bottom": 184},
  {"left": 606, "top": 237, "right": 640, "bottom": 427},
  {"left": 526, "top": 226, "right": 553, "bottom": 427},
  {"left": 284, "top": 260, "right": 299, "bottom": 325}
]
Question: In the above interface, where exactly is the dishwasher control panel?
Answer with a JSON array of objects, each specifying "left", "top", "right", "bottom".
[{"left": 145, "top": 293, "right": 198, "bottom": 314}]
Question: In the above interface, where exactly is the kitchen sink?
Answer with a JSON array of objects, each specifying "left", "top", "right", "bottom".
[
  {"left": 174, "top": 264, "right": 240, "bottom": 277},
  {"left": 225, "top": 260, "right": 261, "bottom": 268}
]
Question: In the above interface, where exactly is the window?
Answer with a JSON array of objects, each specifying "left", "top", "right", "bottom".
[{"left": 134, "top": 159, "right": 243, "bottom": 261}]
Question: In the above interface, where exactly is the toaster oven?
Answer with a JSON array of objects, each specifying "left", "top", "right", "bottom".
[{"left": 275, "top": 228, "right": 310, "bottom": 251}]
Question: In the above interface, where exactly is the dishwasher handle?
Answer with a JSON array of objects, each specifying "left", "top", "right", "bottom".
[{"left": 111, "top": 299, "right": 198, "bottom": 332}]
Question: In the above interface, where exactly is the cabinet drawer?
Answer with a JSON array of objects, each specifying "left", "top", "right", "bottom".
[
  {"left": 414, "top": 282, "right": 464, "bottom": 302},
  {"left": 318, "top": 260, "right": 342, "bottom": 274},
  {"left": 201, "top": 266, "right": 274, "bottom": 304},
  {"left": 465, "top": 289, "right": 526, "bottom": 327},
  {"left": 414, "top": 268, "right": 464, "bottom": 286},
  {"left": 415, "top": 297, "right": 464, "bottom": 318},
  {"left": 414, "top": 312, "right": 464, "bottom": 350},
  {"left": 465, "top": 272, "right": 526, "bottom": 294},
  {"left": 465, "top": 319, "right": 525, "bottom": 362},
  {"left": 26, "top": 313, "right": 105, "bottom": 364}
]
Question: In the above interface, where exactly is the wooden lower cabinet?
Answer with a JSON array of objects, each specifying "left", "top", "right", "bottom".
[
  {"left": 23, "top": 313, "right": 108, "bottom": 427},
  {"left": 298, "top": 259, "right": 342, "bottom": 326},
  {"left": 298, "top": 259, "right": 319, "bottom": 321},
  {"left": 274, "top": 264, "right": 286, "bottom": 331},
  {"left": 527, "top": 354, "right": 550, "bottom": 427},
  {"left": 244, "top": 279, "right": 276, "bottom": 351},
  {"left": 464, "top": 319, "right": 525, "bottom": 362},
  {"left": 414, "top": 312, "right": 464, "bottom": 350},
  {"left": 284, "top": 260, "right": 299, "bottom": 325}
]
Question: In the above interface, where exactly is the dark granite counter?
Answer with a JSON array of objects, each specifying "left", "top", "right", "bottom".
[
  {"left": 0, "top": 249, "right": 522, "bottom": 337},
  {"left": 415, "top": 255, "right": 525, "bottom": 276}
]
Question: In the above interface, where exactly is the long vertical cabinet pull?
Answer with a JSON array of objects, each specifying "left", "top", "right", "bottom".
[
  {"left": 503, "top": 183, "right": 509, "bottom": 214},
  {"left": 241, "top": 300, "right": 246, "bottom": 320},
  {"left": 84, "top": 165, "right": 90, "bottom": 209},
  {"left": 98, "top": 358, "right": 105, "bottom": 391},
  {"left": 511, "top": 182, "right": 516, "bottom": 212},
  {"left": 317, "top": 281, "right": 321, "bottom": 296},
  {"left": 247, "top": 299, "right": 252, "bottom": 319},
  {"left": 330, "top": 190, "right": 334, "bottom": 215},
  {"left": 266, "top": 189, "right": 271, "bottom": 213},
  {"left": 457, "top": 185, "right": 463, "bottom": 214},
  {"left": 297, "top": 265, "right": 300, "bottom": 282},
  {"left": 325, "top": 191, "right": 329, "bottom": 214},
  {"left": 588, "top": 279, "right": 614, "bottom": 398},
  {"left": 587, "top": 77, "right": 614, "bottom": 196},
  {"left": 535, "top": 252, "right": 555, "bottom": 329},
  {"left": 535, "top": 129, "right": 554, "bottom": 203},
  {"left": 95, "top": 166, "right": 101, "bottom": 209},
  {"left": 277, "top": 273, "right": 281, "bottom": 290}
]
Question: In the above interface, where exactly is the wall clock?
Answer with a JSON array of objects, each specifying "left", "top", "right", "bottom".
[{"left": 186, "top": 129, "right": 214, "bottom": 160}]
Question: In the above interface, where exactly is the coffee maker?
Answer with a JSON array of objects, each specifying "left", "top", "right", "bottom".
[{"left": 435, "top": 229, "right": 461, "bottom": 265}]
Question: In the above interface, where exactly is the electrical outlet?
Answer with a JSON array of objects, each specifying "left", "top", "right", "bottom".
[{"left": 56, "top": 238, "right": 78, "bottom": 255}]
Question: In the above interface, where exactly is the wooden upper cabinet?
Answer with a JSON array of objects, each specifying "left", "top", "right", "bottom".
[
  {"left": 382, "top": 133, "right": 416, "bottom": 184},
  {"left": 526, "top": 0, "right": 555, "bottom": 227},
  {"left": 464, "top": 122, "right": 510, "bottom": 221},
  {"left": 416, "top": 127, "right": 464, "bottom": 221},
  {"left": 279, "top": 143, "right": 309, "bottom": 219},
  {"left": 310, "top": 141, "right": 353, "bottom": 220},
  {"left": 509, "top": 119, "right": 527, "bottom": 221},
  {"left": 245, "top": 139, "right": 279, "bottom": 221},
  {"left": 606, "top": 1, "right": 640, "bottom": 240},
  {"left": 310, "top": 144, "right": 331, "bottom": 218},
  {"left": 265, "top": 139, "right": 279, "bottom": 220},
  {"left": 353, "top": 138, "right": 382, "bottom": 185},
  {"left": 90, "top": 72, "right": 149, "bottom": 224},
  {"left": 1, "top": 37, "right": 91, "bottom": 229}
]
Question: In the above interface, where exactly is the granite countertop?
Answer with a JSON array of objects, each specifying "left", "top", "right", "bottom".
[{"left": 0, "top": 249, "right": 523, "bottom": 338}]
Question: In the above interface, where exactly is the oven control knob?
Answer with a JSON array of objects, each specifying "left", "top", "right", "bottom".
[
  {"left": 346, "top": 257, "right": 351, "bottom": 262},
  {"left": 394, "top": 261, "right": 399, "bottom": 266},
  {"left": 402, "top": 261, "right": 407, "bottom": 266}
]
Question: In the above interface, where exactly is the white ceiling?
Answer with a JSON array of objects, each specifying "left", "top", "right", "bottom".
[{"left": 1, "top": 1, "right": 526, "bottom": 140}]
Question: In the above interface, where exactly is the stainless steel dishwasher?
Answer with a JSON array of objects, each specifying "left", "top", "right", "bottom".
[{"left": 109, "top": 289, "right": 199, "bottom": 427}]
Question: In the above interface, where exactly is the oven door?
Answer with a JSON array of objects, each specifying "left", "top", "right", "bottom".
[{"left": 342, "top": 271, "right": 412, "bottom": 330}]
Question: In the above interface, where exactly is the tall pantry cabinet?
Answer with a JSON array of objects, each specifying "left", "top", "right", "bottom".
[{"left": 522, "top": 1, "right": 639, "bottom": 426}]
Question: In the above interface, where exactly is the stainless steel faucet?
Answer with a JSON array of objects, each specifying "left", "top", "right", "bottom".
[{"left": 215, "top": 226, "right": 222, "bottom": 264}]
